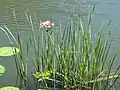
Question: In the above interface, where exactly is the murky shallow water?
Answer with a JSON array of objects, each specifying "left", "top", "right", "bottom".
[{"left": 0, "top": 0, "right": 120, "bottom": 89}]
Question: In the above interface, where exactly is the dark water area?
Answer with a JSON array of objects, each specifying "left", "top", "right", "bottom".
[{"left": 0, "top": 0, "right": 120, "bottom": 89}]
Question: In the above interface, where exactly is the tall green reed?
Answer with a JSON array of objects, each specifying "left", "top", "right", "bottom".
[
  {"left": 12, "top": 9, "right": 29, "bottom": 90},
  {"left": 33, "top": 12, "right": 120, "bottom": 89}
]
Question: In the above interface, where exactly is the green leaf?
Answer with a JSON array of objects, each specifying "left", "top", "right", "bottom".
[
  {"left": 0, "top": 86, "right": 20, "bottom": 90},
  {"left": 33, "top": 70, "right": 52, "bottom": 81},
  {"left": 0, "top": 65, "right": 5, "bottom": 76},
  {"left": 33, "top": 70, "right": 52, "bottom": 79},
  {"left": 0, "top": 47, "right": 19, "bottom": 56}
]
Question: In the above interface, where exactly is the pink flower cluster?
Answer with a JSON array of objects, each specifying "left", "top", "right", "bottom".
[{"left": 40, "top": 20, "right": 54, "bottom": 29}]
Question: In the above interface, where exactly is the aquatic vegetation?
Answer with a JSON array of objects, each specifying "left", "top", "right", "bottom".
[
  {"left": 0, "top": 47, "right": 19, "bottom": 56},
  {"left": 32, "top": 12, "right": 120, "bottom": 89},
  {"left": 40, "top": 20, "right": 54, "bottom": 29},
  {"left": 0, "top": 65, "right": 5, "bottom": 76},
  {"left": 0, "top": 86, "right": 20, "bottom": 90},
  {"left": 0, "top": 8, "right": 119, "bottom": 90}
]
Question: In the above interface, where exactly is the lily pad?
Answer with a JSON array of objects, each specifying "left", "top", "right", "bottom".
[
  {"left": 0, "top": 86, "right": 20, "bottom": 90},
  {"left": 0, "top": 47, "right": 19, "bottom": 56},
  {"left": 0, "top": 65, "right": 5, "bottom": 76}
]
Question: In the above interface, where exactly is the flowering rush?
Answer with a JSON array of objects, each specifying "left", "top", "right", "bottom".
[{"left": 40, "top": 20, "right": 54, "bottom": 29}]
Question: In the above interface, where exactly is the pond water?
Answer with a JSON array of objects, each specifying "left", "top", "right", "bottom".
[{"left": 0, "top": 0, "right": 120, "bottom": 89}]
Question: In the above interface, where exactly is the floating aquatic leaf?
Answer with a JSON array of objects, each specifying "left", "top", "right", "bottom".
[
  {"left": 0, "top": 86, "right": 20, "bottom": 90},
  {"left": 0, "top": 47, "right": 19, "bottom": 56},
  {"left": 0, "top": 65, "right": 5, "bottom": 76}
]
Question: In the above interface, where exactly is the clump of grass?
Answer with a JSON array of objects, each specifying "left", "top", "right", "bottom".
[
  {"left": 3, "top": 8, "right": 120, "bottom": 90},
  {"left": 32, "top": 11, "right": 120, "bottom": 89},
  {"left": 32, "top": 12, "right": 120, "bottom": 90}
]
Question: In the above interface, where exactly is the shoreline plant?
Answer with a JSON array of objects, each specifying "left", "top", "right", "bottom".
[{"left": 0, "top": 7, "right": 120, "bottom": 90}]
